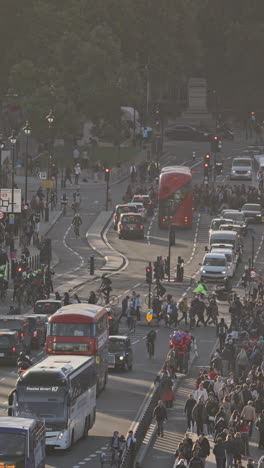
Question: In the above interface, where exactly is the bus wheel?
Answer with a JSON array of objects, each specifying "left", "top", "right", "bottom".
[{"left": 82, "top": 417, "right": 89, "bottom": 439}]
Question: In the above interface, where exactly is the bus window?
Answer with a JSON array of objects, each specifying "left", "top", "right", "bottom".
[{"left": 49, "top": 322, "right": 96, "bottom": 337}]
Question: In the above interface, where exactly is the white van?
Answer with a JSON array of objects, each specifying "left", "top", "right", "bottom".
[
  {"left": 210, "top": 247, "right": 237, "bottom": 277},
  {"left": 199, "top": 252, "right": 228, "bottom": 283},
  {"left": 230, "top": 157, "right": 252, "bottom": 180}
]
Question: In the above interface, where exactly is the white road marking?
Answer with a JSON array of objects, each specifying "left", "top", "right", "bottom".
[{"left": 55, "top": 223, "right": 85, "bottom": 279}]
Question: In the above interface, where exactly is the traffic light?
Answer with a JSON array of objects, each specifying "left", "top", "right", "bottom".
[
  {"left": 152, "top": 103, "right": 160, "bottom": 115},
  {"left": 204, "top": 162, "right": 209, "bottom": 177},
  {"left": 204, "top": 153, "right": 211, "bottom": 166},
  {"left": 50, "top": 162, "right": 58, "bottom": 178},
  {"left": 153, "top": 262, "right": 162, "bottom": 280},
  {"left": 104, "top": 167, "right": 110, "bottom": 182},
  {"left": 211, "top": 135, "right": 222, "bottom": 153},
  {"left": 169, "top": 225, "right": 176, "bottom": 246},
  {"left": 146, "top": 264, "right": 152, "bottom": 284}
]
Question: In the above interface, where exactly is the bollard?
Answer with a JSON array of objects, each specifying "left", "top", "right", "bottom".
[{"left": 90, "top": 255, "right": 95, "bottom": 275}]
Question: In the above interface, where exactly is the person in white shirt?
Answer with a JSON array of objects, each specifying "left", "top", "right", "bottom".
[{"left": 194, "top": 383, "right": 208, "bottom": 402}]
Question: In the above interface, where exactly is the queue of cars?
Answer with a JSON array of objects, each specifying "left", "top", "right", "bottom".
[
  {"left": 113, "top": 193, "right": 154, "bottom": 240},
  {"left": 200, "top": 202, "right": 263, "bottom": 284}
]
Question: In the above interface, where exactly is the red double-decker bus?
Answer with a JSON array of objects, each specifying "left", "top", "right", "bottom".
[
  {"left": 158, "top": 166, "right": 192, "bottom": 228},
  {"left": 45, "top": 304, "right": 108, "bottom": 393}
]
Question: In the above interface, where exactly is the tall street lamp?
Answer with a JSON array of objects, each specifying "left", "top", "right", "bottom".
[
  {"left": 0, "top": 137, "right": 5, "bottom": 188},
  {"left": 45, "top": 110, "right": 54, "bottom": 221},
  {"left": 23, "top": 121, "right": 31, "bottom": 204},
  {"left": 8, "top": 130, "right": 17, "bottom": 215}
]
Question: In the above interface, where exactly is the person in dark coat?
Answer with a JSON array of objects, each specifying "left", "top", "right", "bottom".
[
  {"left": 153, "top": 400, "right": 167, "bottom": 437},
  {"left": 213, "top": 437, "right": 226, "bottom": 468},
  {"left": 63, "top": 292, "right": 70, "bottom": 305},
  {"left": 192, "top": 398, "right": 208, "bottom": 436},
  {"left": 184, "top": 394, "right": 196, "bottom": 430}
]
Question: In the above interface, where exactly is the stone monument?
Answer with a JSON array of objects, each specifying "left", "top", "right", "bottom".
[{"left": 179, "top": 77, "right": 214, "bottom": 127}]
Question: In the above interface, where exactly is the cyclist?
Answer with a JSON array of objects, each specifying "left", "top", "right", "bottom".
[
  {"left": 72, "top": 189, "right": 81, "bottom": 212},
  {"left": 60, "top": 192, "right": 68, "bottom": 215},
  {"left": 72, "top": 213, "right": 82, "bottom": 237},
  {"left": 146, "top": 329, "right": 156, "bottom": 357},
  {"left": 99, "top": 273, "right": 112, "bottom": 303}
]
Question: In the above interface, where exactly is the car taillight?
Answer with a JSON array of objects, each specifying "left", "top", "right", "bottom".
[
  {"left": 140, "top": 225, "right": 144, "bottom": 229},
  {"left": 147, "top": 201, "right": 152, "bottom": 204},
  {"left": 184, "top": 217, "right": 188, "bottom": 223},
  {"left": 33, "top": 331, "right": 38, "bottom": 337},
  {"left": 162, "top": 217, "right": 166, "bottom": 222},
  {"left": 12, "top": 347, "right": 16, "bottom": 352},
  {"left": 120, "top": 224, "right": 124, "bottom": 229}
]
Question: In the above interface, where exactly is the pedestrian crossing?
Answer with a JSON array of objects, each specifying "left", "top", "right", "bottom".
[
  {"left": 118, "top": 325, "right": 150, "bottom": 345},
  {"left": 196, "top": 213, "right": 211, "bottom": 244}
]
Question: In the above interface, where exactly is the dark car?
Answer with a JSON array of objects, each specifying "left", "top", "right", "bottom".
[
  {"left": 113, "top": 204, "right": 138, "bottom": 230},
  {"left": 34, "top": 299, "right": 62, "bottom": 315},
  {"left": 241, "top": 203, "right": 263, "bottom": 223},
  {"left": 108, "top": 335, "right": 133, "bottom": 370},
  {"left": 0, "top": 330, "right": 25, "bottom": 363},
  {"left": 117, "top": 213, "right": 144, "bottom": 239},
  {"left": 131, "top": 194, "right": 154, "bottom": 216},
  {"left": 164, "top": 125, "right": 211, "bottom": 141},
  {"left": 25, "top": 314, "right": 47, "bottom": 349},
  {"left": 0, "top": 316, "right": 32, "bottom": 353}
]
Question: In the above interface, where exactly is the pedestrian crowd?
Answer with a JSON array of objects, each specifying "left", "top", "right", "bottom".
[{"left": 193, "top": 183, "right": 261, "bottom": 214}]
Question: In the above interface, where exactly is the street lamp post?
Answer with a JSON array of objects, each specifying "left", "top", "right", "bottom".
[
  {"left": 8, "top": 131, "right": 17, "bottom": 214},
  {"left": 0, "top": 138, "right": 5, "bottom": 188},
  {"left": 45, "top": 110, "right": 54, "bottom": 222},
  {"left": 23, "top": 121, "right": 31, "bottom": 204}
]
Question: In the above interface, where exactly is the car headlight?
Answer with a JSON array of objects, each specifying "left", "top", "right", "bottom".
[
  {"left": 232, "top": 170, "right": 236, "bottom": 173},
  {"left": 57, "top": 432, "right": 64, "bottom": 439},
  {"left": 247, "top": 170, "right": 252, "bottom": 174},
  {"left": 256, "top": 214, "right": 261, "bottom": 217},
  {"left": 119, "top": 355, "right": 124, "bottom": 361},
  {"left": 221, "top": 270, "right": 227, "bottom": 274},
  {"left": 202, "top": 269, "right": 207, "bottom": 274}
]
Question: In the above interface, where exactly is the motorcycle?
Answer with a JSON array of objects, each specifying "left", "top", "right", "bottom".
[{"left": 17, "top": 356, "right": 32, "bottom": 375}]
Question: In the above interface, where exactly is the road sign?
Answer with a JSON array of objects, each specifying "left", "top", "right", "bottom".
[
  {"left": 38, "top": 172, "right": 47, "bottom": 180},
  {"left": 9, "top": 213, "right": 15, "bottom": 224},
  {"left": 146, "top": 309, "right": 153, "bottom": 323},
  {"left": 250, "top": 270, "right": 256, "bottom": 278},
  {"left": 0, "top": 210, "right": 4, "bottom": 220},
  {"left": 0, "top": 189, "right": 22, "bottom": 213},
  {"left": 42, "top": 180, "right": 54, "bottom": 189}
]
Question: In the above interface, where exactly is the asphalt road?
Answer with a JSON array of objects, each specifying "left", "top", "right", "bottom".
[{"left": 0, "top": 137, "right": 262, "bottom": 468}]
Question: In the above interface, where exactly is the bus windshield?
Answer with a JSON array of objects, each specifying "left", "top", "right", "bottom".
[
  {"left": 50, "top": 322, "right": 96, "bottom": 337},
  {"left": 18, "top": 402, "right": 66, "bottom": 421},
  {"left": 0, "top": 432, "right": 25, "bottom": 457}
]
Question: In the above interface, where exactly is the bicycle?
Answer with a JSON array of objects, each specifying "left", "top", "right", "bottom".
[
  {"left": 146, "top": 340, "right": 155, "bottom": 358},
  {"left": 96, "top": 290, "right": 119, "bottom": 306}
]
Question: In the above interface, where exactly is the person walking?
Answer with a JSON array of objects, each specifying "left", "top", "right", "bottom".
[
  {"left": 224, "top": 433, "right": 235, "bottom": 468},
  {"left": 135, "top": 294, "right": 141, "bottom": 321},
  {"left": 121, "top": 295, "right": 129, "bottom": 318},
  {"left": 64, "top": 166, "right": 72, "bottom": 186},
  {"left": 217, "top": 318, "right": 228, "bottom": 350},
  {"left": 256, "top": 409, "right": 264, "bottom": 449},
  {"left": 74, "top": 162, "right": 81, "bottom": 185},
  {"left": 63, "top": 292, "right": 70, "bottom": 305},
  {"left": 189, "top": 452, "right": 203, "bottom": 468},
  {"left": 192, "top": 398, "right": 208, "bottom": 436},
  {"left": 126, "top": 430, "right": 136, "bottom": 465},
  {"left": 178, "top": 296, "right": 189, "bottom": 326},
  {"left": 184, "top": 394, "right": 196, "bottom": 431},
  {"left": 153, "top": 400, "right": 167, "bottom": 437},
  {"left": 241, "top": 401, "right": 256, "bottom": 437},
  {"left": 213, "top": 437, "right": 226, "bottom": 468}
]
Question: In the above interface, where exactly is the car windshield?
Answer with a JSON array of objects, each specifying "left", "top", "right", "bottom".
[
  {"left": 0, "top": 432, "right": 25, "bottom": 456},
  {"left": 117, "top": 206, "right": 137, "bottom": 215},
  {"left": 243, "top": 204, "right": 261, "bottom": 211},
  {"left": 133, "top": 196, "right": 150, "bottom": 203},
  {"left": 0, "top": 319, "right": 23, "bottom": 330},
  {"left": 34, "top": 302, "right": 61, "bottom": 314},
  {"left": 50, "top": 322, "right": 95, "bottom": 337},
  {"left": 225, "top": 213, "right": 244, "bottom": 222},
  {"left": 233, "top": 159, "right": 251, "bottom": 166},
  {"left": 109, "top": 339, "right": 126, "bottom": 352},
  {"left": 0, "top": 336, "right": 12, "bottom": 346},
  {"left": 17, "top": 402, "right": 65, "bottom": 420},
  {"left": 121, "top": 215, "right": 142, "bottom": 224},
  {"left": 203, "top": 258, "right": 226, "bottom": 267}
]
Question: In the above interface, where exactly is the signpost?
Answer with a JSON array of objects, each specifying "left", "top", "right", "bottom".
[
  {"left": 146, "top": 309, "right": 153, "bottom": 323},
  {"left": 0, "top": 189, "right": 21, "bottom": 213},
  {"left": 38, "top": 172, "right": 47, "bottom": 180}
]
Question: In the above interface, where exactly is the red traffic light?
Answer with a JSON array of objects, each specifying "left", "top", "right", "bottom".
[
  {"left": 51, "top": 163, "right": 56, "bottom": 167},
  {"left": 205, "top": 153, "right": 211, "bottom": 159},
  {"left": 146, "top": 267, "right": 151, "bottom": 273},
  {"left": 214, "top": 135, "right": 218, "bottom": 140},
  {"left": 105, "top": 168, "right": 110, "bottom": 173},
  {"left": 204, "top": 163, "right": 209, "bottom": 168},
  {"left": 17, "top": 267, "right": 23, "bottom": 272}
]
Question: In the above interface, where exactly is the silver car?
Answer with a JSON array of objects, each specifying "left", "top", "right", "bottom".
[{"left": 230, "top": 157, "right": 252, "bottom": 180}]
